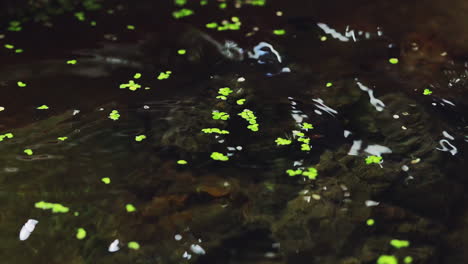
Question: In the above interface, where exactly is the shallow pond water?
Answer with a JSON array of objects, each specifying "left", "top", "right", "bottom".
[{"left": 1, "top": 0, "right": 468, "bottom": 263}]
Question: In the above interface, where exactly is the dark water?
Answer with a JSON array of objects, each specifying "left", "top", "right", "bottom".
[{"left": 1, "top": 0, "right": 468, "bottom": 263}]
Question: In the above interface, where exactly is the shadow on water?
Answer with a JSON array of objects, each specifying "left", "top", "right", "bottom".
[{"left": 1, "top": 0, "right": 468, "bottom": 263}]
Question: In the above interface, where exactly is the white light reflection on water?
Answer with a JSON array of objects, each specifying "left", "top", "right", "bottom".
[
  {"left": 317, "top": 23, "right": 386, "bottom": 42},
  {"left": 355, "top": 80, "right": 385, "bottom": 112},
  {"left": 108, "top": 239, "right": 120, "bottom": 252},
  {"left": 312, "top": 98, "right": 338, "bottom": 116},
  {"left": 436, "top": 130, "right": 458, "bottom": 155},
  {"left": 19, "top": 219, "right": 38, "bottom": 241}
]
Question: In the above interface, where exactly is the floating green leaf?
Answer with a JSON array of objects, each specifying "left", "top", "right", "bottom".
[
  {"left": 366, "top": 218, "right": 375, "bottom": 226},
  {"left": 175, "top": 0, "right": 187, "bottom": 6},
  {"left": 128, "top": 241, "right": 140, "bottom": 250},
  {"left": 67, "top": 59, "right": 77, "bottom": 65},
  {"left": 301, "top": 122, "right": 313, "bottom": 130},
  {"left": 172, "top": 9, "right": 194, "bottom": 19},
  {"left": 212, "top": 111, "right": 230, "bottom": 120},
  {"left": 126, "top": 204, "right": 136, "bottom": 212},
  {"left": 135, "top": 135, "right": 146, "bottom": 141},
  {"left": 8, "top": 21, "right": 22, "bottom": 32},
  {"left": 273, "top": 29, "right": 286, "bottom": 35},
  {"left": 76, "top": 228, "right": 87, "bottom": 240},
  {"left": 201, "top": 128, "right": 230, "bottom": 134},
  {"left": 390, "top": 239, "right": 410, "bottom": 249},
  {"left": 37, "top": 105, "right": 49, "bottom": 110},
  {"left": 377, "top": 255, "right": 398, "bottom": 264},
  {"left": 218, "top": 87, "right": 233, "bottom": 96},
  {"left": 236, "top": 99, "right": 246, "bottom": 105},
  {"left": 157, "top": 71, "right": 172, "bottom": 80},
  {"left": 301, "top": 144, "right": 311, "bottom": 151},
  {"left": 404, "top": 256, "right": 413, "bottom": 264},
  {"left": 249, "top": 0, "right": 266, "bottom": 6},
  {"left": 17, "top": 81, "right": 26, "bottom": 87},
  {"left": 302, "top": 167, "right": 317, "bottom": 179},
  {"left": 389, "top": 58, "right": 399, "bottom": 64},
  {"left": 24, "top": 149, "right": 33, "bottom": 155},
  {"left": 109, "top": 110, "right": 120, "bottom": 120},
  {"left": 34, "top": 201, "right": 69, "bottom": 213},
  {"left": 365, "top": 155, "right": 382, "bottom": 164},
  {"left": 206, "top": 22, "right": 218, "bottom": 29},
  {"left": 210, "top": 152, "right": 229, "bottom": 161},
  {"left": 119, "top": 80, "right": 141, "bottom": 91},
  {"left": 286, "top": 169, "right": 302, "bottom": 176},
  {"left": 0, "top": 133, "right": 14, "bottom": 141},
  {"left": 127, "top": 25, "right": 135, "bottom": 30},
  {"left": 423, "top": 88, "right": 432, "bottom": 95},
  {"left": 74, "top": 12, "right": 85, "bottom": 21},
  {"left": 238, "top": 109, "right": 259, "bottom": 131},
  {"left": 275, "top": 137, "right": 292, "bottom": 145},
  {"left": 101, "top": 177, "right": 111, "bottom": 184},
  {"left": 177, "top": 160, "right": 188, "bottom": 165},
  {"left": 178, "top": 49, "right": 186, "bottom": 55}
]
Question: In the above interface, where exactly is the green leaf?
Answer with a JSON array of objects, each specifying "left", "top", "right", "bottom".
[
  {"left": 76, "top": 228, "right": 87, "bottom": 239},
  {"left": 24, "top": 149, "right": 33, "bottom": 155},
  {"left": 126, "top": 204, "right": 136, "bottom": 212},
  {"left": 128, "top": 241, "right": 140, "bottom": 250},
  {"left": 101, "top": 177, "right": 111, "bottom": 184}
]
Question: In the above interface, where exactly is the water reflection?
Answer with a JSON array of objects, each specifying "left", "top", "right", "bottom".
[{"left": 1, "top": 0, "right": 468, "bottom": 263}]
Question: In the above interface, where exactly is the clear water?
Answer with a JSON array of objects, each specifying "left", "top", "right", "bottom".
[{"left": 1, "top": 0, "right": 468, "bottom": 263}]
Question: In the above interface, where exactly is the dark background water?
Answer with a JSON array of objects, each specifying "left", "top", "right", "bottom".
[{"left": 1, "top": 0, "right": 468, "bottom": 263}]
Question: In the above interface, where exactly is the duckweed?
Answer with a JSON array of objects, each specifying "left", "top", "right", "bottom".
[
  {"left": 286, "top": 169, "right": 302, "bottom": 176},
  {"left": 301, "top": 122, "right": 313, "bottom": 130},
  {"left": 135, "top": 135, "right": 146, "bottom": 141},
  {"left": 172, "top": 9, "right": 194, "bottom": 19},
  {"left": 35, "top": 201, "right": 70, "bottom": 213},
  {"left": 157, "top": 71, "right": 172, "bottom": 80},
  {"left": 37, "top": 105, "right": 49, "bottom": 110},
  {"left": 109, "top": 110, "right": 120, "bottom": 120},
  {"left": 377, "top": 255, "right": 398, "bottom": 264},
  {"left": 210, "top": 152, "right": 229, "bottom": 161},
  {"left": 0, "top": 133, "right": 14, "bottom": 141},
  {"left": 236, "top": 99, "right": 246, "bottom": 105},
  {"left": 76, "top": 228, "right": 87, "bottom": 239},
  {"left": 273, "top": 29, "right": 286, "bottom": 35},
  {"left": 302, "top": 167, "right": 317, "bottom": 180},
  {"left": 366, "top": 218, "right": 375, "bottom": 226},
  {"left": 389, "top": 58, "right": 399, "bottom": 64},
  {"left": 126, "top": 204, "right": 136, "bottom": 212},
  {"left": 201, "top": 128, "right": 230, "bottom": 134},
  {"left": 390, "top": 239, "right": 410, "bottom": 249},
  {"left": 275, "top": 137, "right": 292, "bottom": 145},
  {"left": 119, "top": 80, "right": 141, "bottom": 91},
  {"left": 366, "top": 155, "right": 382, "bottom": 164},
  {"left": 212, "top": 111, "right": 230, "bottom": 120},
  {"left": 238, "top": 109, "right": 259, "bottom": 131},
  {"left": 128, "top": 241, "right": 140, "bottom": 250},
  {"left": 101, "top": 177, "right": 111, "bottom": 184}
]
